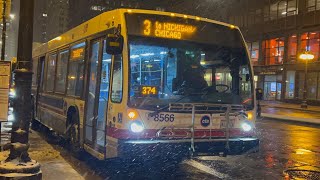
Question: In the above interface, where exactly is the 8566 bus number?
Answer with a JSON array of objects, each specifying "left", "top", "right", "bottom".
[{"left": 152, "top": 114, "right": 175, "bottom": 122}]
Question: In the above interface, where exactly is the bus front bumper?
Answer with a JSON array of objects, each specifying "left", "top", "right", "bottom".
[{"left": 118, "top": 137, "right": 259, "bottom": 157}]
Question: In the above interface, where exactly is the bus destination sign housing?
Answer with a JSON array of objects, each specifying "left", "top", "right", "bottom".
[
  {"left": 126, "top": 13, "right": 242, "bottom": 48},
  {"left": 142, "top": 19, "right": 197, "bottom": 40}
]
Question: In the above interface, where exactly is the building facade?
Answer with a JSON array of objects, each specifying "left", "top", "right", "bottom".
[
  {"left": 227, "top": 0, "right": 320, "bottom": 105},
  {"left": 33, "top": 0, "right": 69, "bottom": 43},
  {"left": 35, "top": 0, "right": 235, "bottom": 42},
  {"left": 33, "top": 0, "right": 47, "bottom": 43},
  {"left": 68, "top": 0, "right": 172, "bottom": 29},
  {"left": 1, "top": 0, "right": 19, "bottom": 61},
  {"left": 68, "top": 0, "right": 234, "bottom": 29}
]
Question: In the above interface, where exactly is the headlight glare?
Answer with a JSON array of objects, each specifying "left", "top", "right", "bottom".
[
  {"left": 241, "top": 122, "right": 252, "bottom": 132},
  {"left": 130, "top": 121, "right": 144, "bottom": 133}
]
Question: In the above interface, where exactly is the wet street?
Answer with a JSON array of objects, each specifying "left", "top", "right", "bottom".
[
  {"left": 34, "top": 118, "right": 319, "bottom": 180},
  {"left": 262, "top": 107, "right": 320, "bottom": 119}
]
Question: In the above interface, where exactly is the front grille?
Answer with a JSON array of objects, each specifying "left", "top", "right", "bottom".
[{"left": 168, "top": 103, "right": 244, "bottom": 114}]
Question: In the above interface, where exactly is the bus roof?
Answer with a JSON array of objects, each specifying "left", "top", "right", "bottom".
[{"left": 33, "top": 9, "right": 238, "bottom": 57}]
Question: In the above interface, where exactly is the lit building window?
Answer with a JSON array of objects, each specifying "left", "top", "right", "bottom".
[
  {"left": 306, "top": 0, "right": 320, "bottom": 12},
  {"left": 263, "top": 0, "right": 297, "bottom": 21},
  {"left": 288, "top": 34, "right": 297, "bottom": 62},
  {"left": 287, "top": 0, "right": 298, "bottom": 15},
  {"left": 247, "top": 42, "right": 259, "bottom": 65},
  {"left": 263, "top": 38, "right": 285, "bottom": 65},
  {"left": 90, "top": 5, "right": 105, "bottom": 11},
  {"left": 300, "top": 32, "right": 320, "bottom": 61}
]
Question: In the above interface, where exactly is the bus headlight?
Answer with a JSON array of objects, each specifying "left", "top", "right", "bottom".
[
  {"left": 130, "top": 120, "right": 144, "bottom": 133},
  {"left": 241, "top": 122, "right": 252, "bottom": 132}
]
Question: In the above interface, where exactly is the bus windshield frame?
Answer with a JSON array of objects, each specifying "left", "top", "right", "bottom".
[{"left": 125, "top": 13, "right": 254, "bottom": 111}]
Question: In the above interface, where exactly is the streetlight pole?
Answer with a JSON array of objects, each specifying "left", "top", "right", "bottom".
[
  {"left": 301, "top": 57, "right": 308, "bottom": 108},
  {"left": 300, "top": 51, "right": 314, "bottom": 109}
]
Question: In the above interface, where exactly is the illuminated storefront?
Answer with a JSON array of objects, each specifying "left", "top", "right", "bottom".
[{"left": 247, "top": 31, "right": 320, "bottom": 103}]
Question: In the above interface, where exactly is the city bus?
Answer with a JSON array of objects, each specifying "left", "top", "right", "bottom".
[{"left": 32, "top": 9, "right": 259, "bottom": 160}]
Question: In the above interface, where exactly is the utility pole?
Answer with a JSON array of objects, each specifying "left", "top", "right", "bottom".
[
  {"left": 0, "top": 0, "right": 42, "bottom": 179},
  {"left": 1, "top": 0, "right": 7, "bottom": 61}
]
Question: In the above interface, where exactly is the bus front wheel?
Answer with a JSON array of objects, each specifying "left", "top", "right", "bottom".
[{"left": 67, "top": 111, "right": 81, "bottom": 155}]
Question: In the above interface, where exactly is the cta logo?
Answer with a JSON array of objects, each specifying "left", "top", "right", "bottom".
[{"left": 200, "top": 115, "right": 210, "bottom": 127}]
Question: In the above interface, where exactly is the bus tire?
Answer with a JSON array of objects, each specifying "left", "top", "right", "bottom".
[{"left": 66, "top": 110, "right": 81, "bottom": 156}]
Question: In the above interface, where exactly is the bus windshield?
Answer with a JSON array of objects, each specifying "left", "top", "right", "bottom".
[{"left": 126, "top": 14, "right": 253, "bottom": 110}]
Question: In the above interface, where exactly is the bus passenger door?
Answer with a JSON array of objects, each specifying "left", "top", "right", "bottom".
[
  {"left": 84, "top": 39, "right": 111, "bottom": 158},
  {"left": 96, "top": 40, "right": 111, "bottom": 153}
]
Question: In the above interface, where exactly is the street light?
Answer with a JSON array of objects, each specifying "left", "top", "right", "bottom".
[{"left": 299, "top": 51, "right": 314, "bottom": 108}]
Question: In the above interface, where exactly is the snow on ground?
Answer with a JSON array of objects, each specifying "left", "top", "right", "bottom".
[{"left": 0, "top": 130, "right": 85, "bottom": 180}]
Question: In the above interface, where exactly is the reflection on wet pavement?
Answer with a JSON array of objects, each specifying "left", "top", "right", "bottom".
[
  {"left": 22, "top": 118, "right": 320, "bottom": 179},
  {"left": 79, "top": 119, "right": 319, "bottom": 179},
  {"left": 262, "top": 107, "right": 320, "bottom": 119},
  {"left": 192, "top": 120, "right": 320, "bottom": 179}
]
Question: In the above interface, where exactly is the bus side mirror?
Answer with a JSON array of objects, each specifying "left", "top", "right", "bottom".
[
  {"left": 256, "top": 88, "right": 263, "bottom": 100},
  {"left": 105, "top": 34, "right": 124, "bottom": 55}
]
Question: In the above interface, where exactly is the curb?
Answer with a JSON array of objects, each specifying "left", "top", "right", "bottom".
[
  {"left": 0, "top": 171, "right": 42, "bottom": 180},
  {"left": 261, "top": 105, "right": 320, "bottom": 114},
  {"left": 261, "top": 113, "right": 320, "bottom": 125}
]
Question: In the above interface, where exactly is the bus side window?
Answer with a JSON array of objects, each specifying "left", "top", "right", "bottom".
[
  {"left": 111, "top": 55, "right": 123, "bottom": 103},
  {"left": 101, "top": 42, "right": 111, "bottom": 99},
  {"left": 46, "top": 53, "right": 57, "bottom": 92},
  {"left": 55, "top": 50, "right": 69, "bottom": 93},
  {"left": 67, "top": 42, "right": 86, "bottom": 97}
]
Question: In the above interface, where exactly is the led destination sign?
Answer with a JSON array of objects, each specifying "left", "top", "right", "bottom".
[
  {"left": 71, "top": 48, "right": 84, "bottom": 59},
  {"left": 126, "top": 13, "right": 243, "bottom": 47},
  {"left": 143, "top": 19, "right": 197, "bottom": 39},
  {"left": 140, "top": 86, "right": 158, "bottom": 96}
]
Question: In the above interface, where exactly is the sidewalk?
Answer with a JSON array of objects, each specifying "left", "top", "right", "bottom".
[
  {"left": 260, "top": 101, "right": 320, "bottom": 125},
  {"left": 260, "top": 100, "right": 320, "bottom": 113},
  {"left": 0, "top": 127, "right": 86, "bottom": 180}
]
